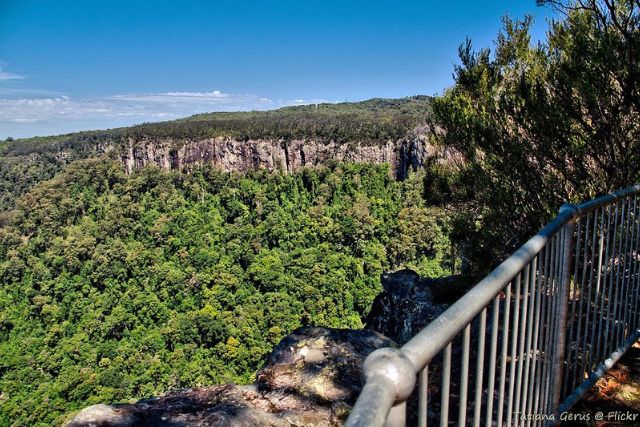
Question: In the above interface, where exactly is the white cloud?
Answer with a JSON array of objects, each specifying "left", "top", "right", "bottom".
[
  {"left": 0, "top": 90, "right": 329, "bottom": 139},
  {"left": 137, "top": 90, "right": 226, "bottom": 98},
  {"left": 0, "top": 66, "right": 24, "bottom": 81}
]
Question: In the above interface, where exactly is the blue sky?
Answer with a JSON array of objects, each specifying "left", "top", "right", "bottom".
[{"left": 0, "top": 1, "right": 557, "bottom": 138}]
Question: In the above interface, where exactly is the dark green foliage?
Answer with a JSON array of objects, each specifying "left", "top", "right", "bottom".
[
  {"left": 0, "top": 135, "right": 100, "bottom": 212},
  {"left": 432, "top": 1, "right": 640, "bottom": 270},
  {"left": 157, "top": 96, "right": 433, "bottom": 142},
  {"left": 0, "top": 160, "right": 452, "bottom": 425}
]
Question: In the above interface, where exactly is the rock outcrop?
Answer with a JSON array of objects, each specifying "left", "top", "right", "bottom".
[
  {"left": 257, "top": 327, "right": 395, "bottom": 403},
  {"left": 66, "top": 327, "right": 395, "bottom": 427},
  {"left": 117, "top": 126, "right": 462, "bottom": 179},
  {"left": 365, "top": 269, "right": 468, "bottom": 344},
  {"left": 67, "top": 385, "right": 341, "bottom": 427}
]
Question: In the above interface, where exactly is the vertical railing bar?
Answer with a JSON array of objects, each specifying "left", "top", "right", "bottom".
[
  {"left": 497, "top": 282, "right": 512, "bottom": 427},
  {"left": 418, "top": 367, "right": 428, "bottom": 427},
  {"left": 620, "top": 196, "right": 634, "bottom": 343},
  {"left": 546, "top": 226, "right": 564, "bottom": 414},
  {"left": 541, "top": 233, "right": 560, "bottom": 415},
  {"left": 629, "top": 194, "right": 640, "bottom": 330},
  {"left": 624, "top": 195, "right": 635, "bottom": 333},
  {"left": 459, "top": 325, "right": 471, "bottom": 426},
  {"left": 507, "top": 273, "right": 523, "bottom": 425},
  {"left": 569, "top": 212, "right": 588, "bottom": 392},
  {"left": 627, "top": 195, "right": 640, "bottom": 335},
  {"left": 622, "top": 197, "right": 638, "bottom": 341},
  {"left": 602, "top": 201, "right": 621, "bottom": 360},
  {"left": 548, "top": 230, "right": 565, "bottom": 412},
  {"left": 521, "top": 258, "right": 537, "bottom": 421},
  {"left": 537, "top": 238, "right": 553, "bottom": 419},
  {"left": 485, "top": 296, "right": 500, "bottom": 427},
  {"left": 551, "top": 213, "right": 575, "bottom": 411},
  {"left": 589, "top": 207, "right": 606, "bottom": 374},
  {"left": 616, "top": 196, "right": 633, "bottom": 346},
  {"left": 609, "top": 199, "right": 626, "bottom": 354},
  {"left": 577, "top": 210, "right": 595, "bottom": 388},
  {"left": 533, "top": 243, "right": 552, "bottom": 421},
  {"left": 628, "top": 195, "right": 640, "bottom": 335},
  {"left": 563, "top": 216, "right": 582, "bottom": 394},
  {"left": 595, "top": 204, "right": 612, "bottom": 364},
  {"left": 629, "top": 195, "right": 638, "bottom": 326},
  {"left": 610, "top": 198, "right": 625, "bottom": 348},
  {"left": 514, "top": 264, "right": 531, "bottom": 422},
  {"left": 631, "top": 194, "right": 640, "bottom": 329},
  {"left": 473, "top": 309, "right": 487, "bottom": 427},
  {"left": 527, "top": 253, "right": 545, "bottom": 427},
  {"left": 440, "top": 344, "right": 452, "bottom": 427}
]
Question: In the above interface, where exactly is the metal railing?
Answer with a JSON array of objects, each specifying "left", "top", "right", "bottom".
[{"left": 346, "top": 185, "right": 640, "bottom": 426}]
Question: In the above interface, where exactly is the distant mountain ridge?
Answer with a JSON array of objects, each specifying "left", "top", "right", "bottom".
[{"left": 0, "top": 96, "right": 462, "bottom": 212}]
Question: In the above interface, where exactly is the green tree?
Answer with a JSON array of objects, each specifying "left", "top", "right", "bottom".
[{"left": 433, "top": 0, "right": 640, "bottom": 268}]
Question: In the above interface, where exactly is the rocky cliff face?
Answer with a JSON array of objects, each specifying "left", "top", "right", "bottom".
[{"left": 117, "top": 126, "right": 461, "bottom": 179}]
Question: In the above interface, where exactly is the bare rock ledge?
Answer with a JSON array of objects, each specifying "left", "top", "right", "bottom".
[{"left": 66, "top": 327, "right": 395, "bottom": 427}]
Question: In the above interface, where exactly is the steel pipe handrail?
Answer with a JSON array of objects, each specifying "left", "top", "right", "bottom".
[
  {"left": 576, "top": 185, "right": 640, "bottom": 215},
  {"left": 346, "top": 184, "right": 640, "bottom": 427}
]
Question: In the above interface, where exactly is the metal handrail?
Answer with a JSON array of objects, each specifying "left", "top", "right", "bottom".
[{"left": 347, "top": 184, "right": 640, "bottom": 426}]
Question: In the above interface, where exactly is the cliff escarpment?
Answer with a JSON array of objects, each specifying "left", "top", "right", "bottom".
[{"left": 118, "top": 126, "right": 459, "bottom": 179}]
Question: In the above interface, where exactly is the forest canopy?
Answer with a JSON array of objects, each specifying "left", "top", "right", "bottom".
[{"left": 0, "top": 162, "right": 453, "bottom": 425}]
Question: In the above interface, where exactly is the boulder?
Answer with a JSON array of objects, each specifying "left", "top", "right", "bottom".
[
  {"left": 257, "top": 326, "right": 396, "bottom": 402},
  {"left": 67, "top": 385, "right": 339, "bottom": 427},
  {"left": 67, "top": 404, "right": 134, "bottom": 426},
  {"left": 365, "top": 268, "right": 455, "bottom": 344}
]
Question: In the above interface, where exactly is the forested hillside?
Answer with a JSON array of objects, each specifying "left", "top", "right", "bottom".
[{"left": 0, "top": 161, "right": 455, "bottom": 425}]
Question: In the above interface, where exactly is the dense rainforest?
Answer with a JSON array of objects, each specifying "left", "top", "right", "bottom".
[
  {"left": 0, "top": 161, "right": 455, "bottom": 425},
  {"left": 433, "top": 0, "right": 640, "bottom": 264},
  {"left": 2, "top": 0, "right": 640, "bottom": 425}
]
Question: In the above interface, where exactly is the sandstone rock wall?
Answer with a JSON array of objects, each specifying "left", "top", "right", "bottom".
[{"left": 116, "top": 127, "right": 462, "bottom": 179}]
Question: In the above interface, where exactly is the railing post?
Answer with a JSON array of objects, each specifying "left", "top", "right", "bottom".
[{"left": 550, "top": 204, "right": 578, "bottom": 415}]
